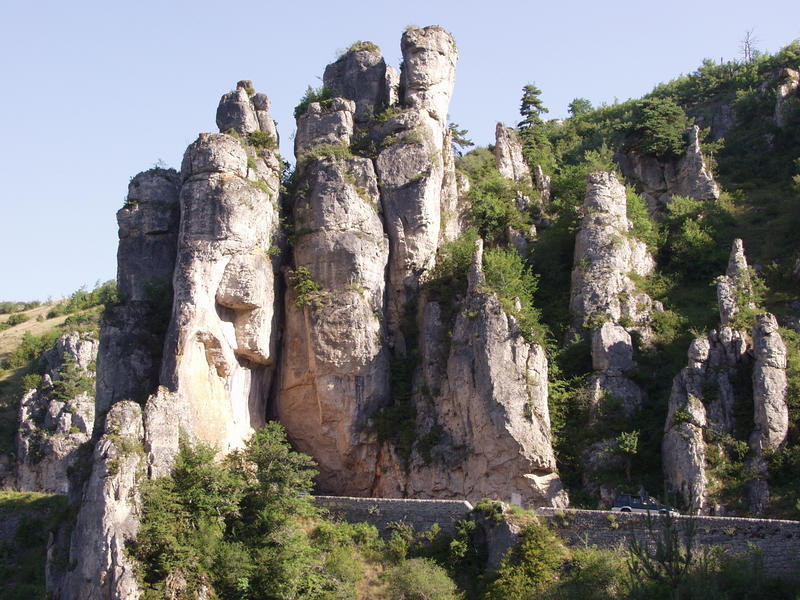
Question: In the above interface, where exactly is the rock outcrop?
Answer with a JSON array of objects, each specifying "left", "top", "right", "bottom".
[
  {"left": 16, "top": 332, "right": 97, "bottom": 494},
  {"left": 55, "top": 401, "right": 144, "bottom": 600},
  {"left": 158, "top": 85, "right": 282, "bottom": 455},
  {"left": 569, "top": 172, "right": 655, "bottom": 500},
  {"left": 494, "top": 123, "right": 531, "bottom": 184},
  {"left": 97, "top": 167, "right": 180, "bottom": 415},
  {"left": 615, "top": 125, "right": 720, "bottom": 212},
  {"left": 663, "top": 240, "right": 789, "bottom": 514},
  {"left": 375, "top": 241, "right": 568, "bottom": 507},
  {"left": 751, "top": 313, "right": 789, "bottom": 451},
  {"left": 323, "top": 44, "right": 398, "bottom": 124},
  {"left": 279, "top": 151, "right": 390, "bottom": 495},
  {"left": 570, "top": 172, "right": 655, "bottom": 338}
]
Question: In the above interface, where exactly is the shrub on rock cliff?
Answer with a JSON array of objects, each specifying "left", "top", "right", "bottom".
[{"left": 133, "top": 423, "right": 322, "bottom": 600}]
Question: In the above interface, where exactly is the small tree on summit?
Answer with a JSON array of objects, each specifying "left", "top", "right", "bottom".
[{"left": 518, "top": 83, "right": 548, "bottom": 130}]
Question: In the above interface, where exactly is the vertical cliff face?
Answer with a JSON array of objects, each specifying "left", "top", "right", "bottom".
[
  {"left": 56, "top": 401, "right": 144, "bottom": 600},
  {"left": 159, "top": 82, "right": 282, "bottom": 454},
  {"left": 277, "top": 26, "right": 564, "bottom": 504},
  {"left": 97, "top": 168, "right": 180, "bottom": 416},
  {"left": 280, "top": 112, "right": 390, "bottom": 493}
]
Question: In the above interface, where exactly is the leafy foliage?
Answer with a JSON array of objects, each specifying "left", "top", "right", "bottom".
[{"left": 294, "top": 85, "right": 334, "bottom": 119}]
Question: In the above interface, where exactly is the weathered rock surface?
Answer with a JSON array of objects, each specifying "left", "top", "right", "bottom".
[
  {"left": 116, "top": 168, "right": 180, "bottom": 303},
  {"left": 400, "top": 26, "right": 458, "bottom": 125},
  {"left": 571, "top": 172, "right": 655, "bottom": 496},
  {"left": 717, "top": 239, "right": 755, "bottom": 326},
  {"left": 775, "top": 67, "right": 799, "bottom": 127},
  {"left": 159, "top": 83, "right": 281, "bottom": 455},
  {"left": 533, "top": 165, "right": 551, "bottom": 205},
  {"left": 615, "top": 125, "right": 720, "bottom": 211},
  {"left": 98, "top": 168, "right": 180, "bottom": 415},
  {"left": 570, "top": 171, "right": 655, "bottom": 335},
  {"left": 323, "top": 45, "right": 398, "bottom": 123},
  {"left": 295, "top": 98, "right": 356, "bottom": 157},
  {"left": 279, "top": 155, "right": 389, "bottom": 495},
  {"left": 664, "top": 241, "right": 763, "bottom": 513},
  {"left": 752, "top": 313, "right": 789, "bottom": 450},
  {"left": 377, "top": 241, "right": 568, "bottom": 507},
  {"left": 54, "top": 401, "right": 143, "bottom": 600},
  {"left": 217, "top": 80, "right": 279, "bottom": 144},
  {"left": 494, "top": 123, "right": 531, "bottom": 184},
  {"left": 16, "top": 333, "right": 97, "bottom": 494}
]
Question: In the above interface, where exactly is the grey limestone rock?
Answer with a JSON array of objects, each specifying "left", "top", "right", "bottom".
[
  {"left": 570, "top": 172, "right": 655, "bottom": 335},
  {"left": 279, "top": 155, "right": 389, "bottom": 496},
  {"left": 384, "top": 240, "right": 568, "bottom": 508},
  {"left": 295, "top": 98, "right": 355, "bottom": 157},
  {"left": 16, "top": 332, "right": 97, "bottom": 494},
  {"left": 323, "top": 45, "right": 397, "bottom": 123},
  {"left": 159, "top": 83, "right": 281, "bottom": 456},
  {"left": 117, "top": 168, "right": 180, "bottom": 303},
  {"left": 55, "top": 401, "right": 144, "bottom": 600},
  {"left": 591, "top": 322, "right": 634, "bottom": 372},
  {"left": 717, "top": 239, "right": 754, "bottom": 326},
  {"left": 216, "top": 80, "right": 274, "bottom": 139},
  {"left": 533, "top": 165, "right": 551, "bottom": 205},
  {"left": 494, "top": 123, "right": 531, "bottom": 184},
  {"left": 400, "top": 26, "right": 458, "bottom": 124},
  {"left": 752, "top": 313, "right": 789, "bottom": 450}
]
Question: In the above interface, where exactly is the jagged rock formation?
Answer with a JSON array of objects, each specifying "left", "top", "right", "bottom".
[
  {"left": 16, "top": 332, "right": 97, "bottom": 493},
  {"left": 158, "top": 88, "right": 282, "bottom": 454},
  {"left": 55, "top": 401, "right": 144, "bottom": 600},
  {"left": 385, "top": 241, "right": 567, "bottom": 507},
  {"left": 494, "top": 123, "right": 531, "bottom": 184},
  {"left": 46, "top": 27, "right": 572, "bottom": 597},
  {"left": 751, "top": 313, "right": 789, "bottom": 451},
  {"left": 569, "top": 172, "right": 655, "bottom": 501},
  {"left": 570, "top": 172, "right": 655, "bottom": 338},
  {"left": 615, "top": 125, "right": 720, "bottom": 211},
  {"left": 663, "top": 240, "right": 789, "bottom": 514},
  {"left": 279, "top": 150, "right": 390, "bottom": 494},
  {"left": 775, "top": 67, "right": 799, "bottom": 127},
  {"left": 323, "top": 46, "right": 398, "bottom": 124},
  {"left": 533, "top": 164, "right": 551, "bottom": 205},
  {"left": 717, "top": 238, "right": 755, "bottom": 326},
  {"left": 278, "top": 27, "right": 564, "bottom": 505},
  {"left": 97, "top": 167, "right": 180, "bottom": 415}
]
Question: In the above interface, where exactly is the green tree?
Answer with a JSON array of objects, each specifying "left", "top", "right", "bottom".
[
  {"left": 568, "top": 97, "right": 593, "bottom": 117},
  {"left": 448, "top": 121, "right": 474, "bottom": 157},
  {"left": 518, "top": 83, "right": 549, "bottom": 130}
]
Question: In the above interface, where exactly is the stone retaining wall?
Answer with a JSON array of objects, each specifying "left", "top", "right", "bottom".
[
  {"left": 314, "top": 495, "right": 473, "bottom": 536},
  {"left": 536, "top": 508, "right": 800, "bottom": 578},
  {"left": 312, "top": 497, "right": 800, "bottom": 578}
]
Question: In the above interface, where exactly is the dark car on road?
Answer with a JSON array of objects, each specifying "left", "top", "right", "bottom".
[{"left": 611, "top": 494, "right": 679, "bottom": 515}]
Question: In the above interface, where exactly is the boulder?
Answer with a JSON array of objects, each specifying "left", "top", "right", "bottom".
[{"left": 295, "top": 98, "right": 355, "bottom": 157}]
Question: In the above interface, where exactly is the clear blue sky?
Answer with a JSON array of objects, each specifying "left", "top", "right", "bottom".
[{"left": 0, "top": 0, "right": 797, "bottom": 301}]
